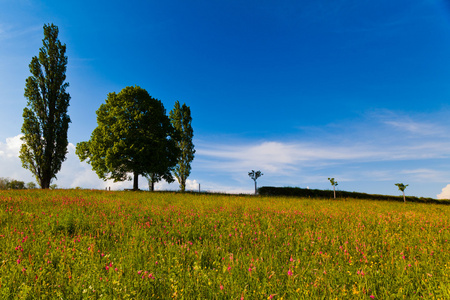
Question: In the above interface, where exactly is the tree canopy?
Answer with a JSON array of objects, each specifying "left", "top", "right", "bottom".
[
  {"left": 169, "top": 101, "right": 195, "bottom": 192},
  {"left": 76, "top": 86, "right": 179, "bottom": 190},
  {"left": 20, "top": 23, "right": 71, "bottom": 189}
]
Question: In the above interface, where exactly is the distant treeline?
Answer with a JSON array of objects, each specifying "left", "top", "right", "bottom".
[
  {"left": 0, "top": 178, "right": 37, "bottom": 190},
  {"left": 258, "top": 186, "right": 450, "bottom": 205}
]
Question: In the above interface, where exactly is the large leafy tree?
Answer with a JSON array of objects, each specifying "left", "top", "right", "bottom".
[
  {"left": 76, "top": 86, "right": 179, "bottom": 190},
  {"left": 169, "top": 101, "right": 195, "bottom": 192},
  {"left": 20, "top": 24, "right": 71, "bottom": 189}
]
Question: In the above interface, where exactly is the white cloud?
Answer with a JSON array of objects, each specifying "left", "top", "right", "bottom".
[
  {"left": 437, "top": 184, "right": 450, "bottom": 199},
  {"left": 0, "top": 134, "right": 34, "bottom": 182},
  {"left": 186, "top": 179, "right": 200, "bottom": 191},
  {"left": 0, "top": 134, "right": 22, "bottom": 158},
  {"left": 196, "top": 138, "right": 450, "bottom": 178},
  {"left": 151, "top": 178, "right": 202, "bottom": 192},
  {"left": 193, "top": 112, "right": 450, "bottom": 197}
]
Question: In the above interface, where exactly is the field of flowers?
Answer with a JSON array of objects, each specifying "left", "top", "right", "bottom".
[{"left": 0, "top": 190, "right": 449, "bottom": 299}]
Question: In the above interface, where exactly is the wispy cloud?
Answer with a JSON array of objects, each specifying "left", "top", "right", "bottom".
[
  {"left": 0, "top": 24, "right": 41, "bottom": 43},
  {"left": 193, "top": 110, "right": 450, "bottom": 195},
  {"left": 197, "top": 139, "right": 450, "bottom": 175},
  {"left": 2, "top": 110, "right": 450, "bottom": 197},
  {"left": 383, "top": 119, "right": 447, "bottom": 137},
  {"left": 399, "top": 168, "right": 447, "bottom": 181}
]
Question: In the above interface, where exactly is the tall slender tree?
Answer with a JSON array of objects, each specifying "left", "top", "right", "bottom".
[
  {"left": 169, "top": 101, "right": 195, "bottom": 192},
  {"left": 20, "top": 24, "right": 71, "bottom": 189}
]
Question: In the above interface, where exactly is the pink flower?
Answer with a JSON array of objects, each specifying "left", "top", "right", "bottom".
[
  {"left": 287, "top": 269, "right": 293, "bottom": 276},
  {"left": 220, "top": 284, "right": 224, "bottom": 290},
  {"left": 248, "top": 267, "right": 252, "bottom": 272},
  {"left": 370, "top": 295, "right": 375, "bottom": 299}
]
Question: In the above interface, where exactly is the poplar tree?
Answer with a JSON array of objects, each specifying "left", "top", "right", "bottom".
[
  {"left": 169, "top": 101, "right": 195, "bottom": 192},
  {"left": 20, "top": 24, "right": 71, "bottom": 189}
]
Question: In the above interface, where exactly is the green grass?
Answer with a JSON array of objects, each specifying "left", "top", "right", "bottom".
[{"left": 0, "top": 190, "right": 449, "bottom": 299}]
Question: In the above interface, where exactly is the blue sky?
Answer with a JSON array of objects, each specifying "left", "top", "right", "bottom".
[{"left": 2, "top": 0, "right": 450, "bottom": 198}]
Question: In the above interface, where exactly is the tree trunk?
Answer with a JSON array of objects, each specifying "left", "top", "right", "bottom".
[
  {"left": 40, "top": 174, "right": 51, "bottom": 189},
  {"left": 403, "top": 191, "right": 406, "bottom": 203},
  {"left": 333, "top": 186, "right": 336, "bottom": 199},
  {"left": 180, "top": 177, "right": 186, "bottom": 192},
  {"left": 254, "top": 181, "right": 257, "bottom": 195},
  {"left": 133, "top": 172, "right": 139, "bottom": 191}
]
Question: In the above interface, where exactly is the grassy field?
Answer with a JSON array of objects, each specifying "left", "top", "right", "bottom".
[{"left": 0, "top": 190, "right": 449, "bottom": 299}]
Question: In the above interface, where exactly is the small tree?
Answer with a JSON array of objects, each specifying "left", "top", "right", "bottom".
[
  {"left": 395, "top": 183, "right": 408, "bottom": 203},
  {"left": 9, "top": 180, "right": 26, "bottom": 190},
  {"left": 26, "top": 182, "right": 37, "bottom": 189},
  {"left": 248, "top": 170, "right": 263, "bottom": 195},
  {"left": 0, "top": 178, "right": 10, "bottom": 190},
  {"left": 328, "top": 178, "right": 338, "bottom": 199}
]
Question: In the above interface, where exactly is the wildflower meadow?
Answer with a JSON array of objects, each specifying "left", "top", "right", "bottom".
[{"left": 0, "top": 190, "right": 449, "bottom": 299}]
